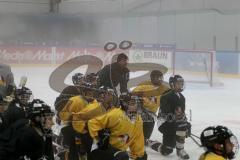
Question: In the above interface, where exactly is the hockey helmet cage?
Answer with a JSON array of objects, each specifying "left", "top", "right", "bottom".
[
  {"left": 200, "top": 125, "right": 239, "bottom": 159},
  {"left": 96, "top": 86, "right": 117, "bottom": 105},
  {"left": 72, "top": 73, "right": 84, "bottom": 85},
  {"left": 27, "top": 99, "right": 54, "bottom": 119},
  {"left": 84, "top": 73, "right": 99, "bottom": 87},
  {"left": 15, "top": 87, "right": 33, "bottom": 104},
  {"left": 169, "top": 75, "right": 184, "bottom": 91}
]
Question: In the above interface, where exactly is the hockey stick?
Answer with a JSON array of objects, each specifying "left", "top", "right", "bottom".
[
  {"left": 19, "top": 76, "right": 28, "bottom": 88},
  {"left": 190, "top": 133, "right": 202, "bottom": 147},
  {"left": 191, "top": 133, "right": 200, "bottom": 139}
]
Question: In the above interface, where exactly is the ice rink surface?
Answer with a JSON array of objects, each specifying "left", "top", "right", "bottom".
[{"left": 11, "top": 66, "right": 240, "bottom": 160}]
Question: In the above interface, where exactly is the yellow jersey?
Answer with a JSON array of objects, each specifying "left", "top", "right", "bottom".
[
  {"left": 133, "top": 80, "right": 170, "bottom": 113},
  {"left": 72, "top": 100, "right": 106, "bottom": 133},
  {"left": 88, "top": 108, "right": 145, "bottom": 159},
  {"left": 199, "top": 152, "right": 225, "bottom": 160},
  {"left": 58, "top": 95, "right": 87, "bottom": 122}
]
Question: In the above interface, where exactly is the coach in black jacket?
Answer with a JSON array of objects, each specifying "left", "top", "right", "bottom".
[{"left": 97, "top": 53, "right": 129, "bottom": 94}]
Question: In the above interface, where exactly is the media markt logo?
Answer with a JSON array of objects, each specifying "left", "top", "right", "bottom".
[{"left": 132, "top": 50, "right": 143, "bottom": 63}]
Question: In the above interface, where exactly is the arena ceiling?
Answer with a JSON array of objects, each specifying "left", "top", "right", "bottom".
[{"left": 0, "top": 0, "right": 240, "bottom": 16}]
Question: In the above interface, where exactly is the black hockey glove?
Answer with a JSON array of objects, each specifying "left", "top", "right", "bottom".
[{"left": 97, "top": 128, "right": 111, "bottom": 150}]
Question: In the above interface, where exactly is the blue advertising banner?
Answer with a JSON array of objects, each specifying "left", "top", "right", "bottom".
[{"left": 216, "top": 51, "right": 239, "bottom": 74}]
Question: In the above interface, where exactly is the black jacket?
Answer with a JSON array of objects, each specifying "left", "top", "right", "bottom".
[
  {"left": 159, "top": 90, "right": 185, "bottom": 117},
  {"left": 158, "top": 90, "right": 186, "bottom": 134},
  {"left": 0, "top": 101, "right": 26, "bottom": 132},
  {"left": 0, "top": 119, "right": 54, "bottom": 160},
  {"left": 97, "top": 62, "right": 129, "bottom": 94}
]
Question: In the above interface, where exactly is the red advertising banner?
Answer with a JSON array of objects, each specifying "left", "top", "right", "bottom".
[
  {"left": 0, "top": 46, "right": 112, "bottom": 65},
  {"left": 0, "top": 46, "right": 53, "bottom": 64}
]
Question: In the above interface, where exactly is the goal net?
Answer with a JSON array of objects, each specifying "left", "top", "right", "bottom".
[{"left": 173, "top": 49, "right": 222, "bottom": 86}]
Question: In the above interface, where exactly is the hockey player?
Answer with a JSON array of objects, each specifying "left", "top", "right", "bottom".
[
  {"left": 199, "top": 125, "right": 239, "bottom": 160},
  {"left": 55, "top": 85, "right": 107, "bottom": 160},
  {"left": 147, "top": 75, "right": 191, "bottom": 159},
  {"left": 25, "top": 99, "right": 55, "bottom": 160},
  {"left": 132, "top": 70, "right": 170, "bottom": 142},
  {"left": 97, "top": 53, "right": 129, "bottom": 94},
  {"left": 70, "top": 87, "right": 117, "bottom": 159},
  {"left": 0, "top": 99, "right": 55, "bottom": 160},
  {"left": 15, "top": 87, "right": 33, "bottom": 107},
  {"left": 87, "top": 95, "right": 147, "bottom": 160},
  {"left": 72, "top": 87, "right": 117, "bottom": 134},
  {"left": 56, "top": 86, "right": 88, "bottom": 160},
  {"left": 0, "top": 87, "right": 33, "bottom": 131},
  {"left": 54, "top": 72, "right": 110, "bottom": 160}
]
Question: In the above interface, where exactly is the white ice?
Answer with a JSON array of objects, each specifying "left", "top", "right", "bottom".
[{"left": 11, "top": 65, "right": 240, "bottom": 160}]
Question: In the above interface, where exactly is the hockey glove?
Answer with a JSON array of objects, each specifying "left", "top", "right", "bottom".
[{"left": 97, "top": 128, "right": 111, "bottom": 150}]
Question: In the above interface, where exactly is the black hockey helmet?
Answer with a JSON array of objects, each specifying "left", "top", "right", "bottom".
[
  {"left": 27, "top": 99, "right": 54, "bottom": 131},
  {"left": 72, "top": 73, "right": 84, "bottom": 86},
  {"left": 80, "top": 86, "right": 96, "bottom": 102},
  {"left": 119, "top": 94, "right": 141, "bottom": 121},
  {"left": 119, "top": 94, "right": 141, "bottom": 111},
  {"left": 200, "top": 125, "right": 239, "bottom": 159},
  {"left": 97, "top": 86, "right": 117, "bottom": 106},
  {"left": 27, "top": 99, "right": 54, "bottom": 118},
  {"left": 169, "top": 75, "right": 185, "bottom": 92},
  {"left": 83, "top": 73, "right": 99, "bottom": 87},
  {"left": 15, "top": 87, "right": 33, "bottom": 105}
]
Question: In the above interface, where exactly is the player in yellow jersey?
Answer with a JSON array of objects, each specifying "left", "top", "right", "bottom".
[
  {"left": 54, "top": 72, "right": 98, "bottom": 160},
  {"left": 87, "top": 95, "right": 147, "bottom": 160},
  {"left": 199, "top": 125, "right": 239, "bottom": 160},
  {"left": 56, "top": 88, "right": 88, "bottom": 160},
  {"left": 132, "top": 70, "right": 170, "bottom": 142},
  {"left": 72, "top": 87, "right": 117, "bottom": 134},
  {"left": 71, "top": 87, "right": 117, "bottom": 158}
]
